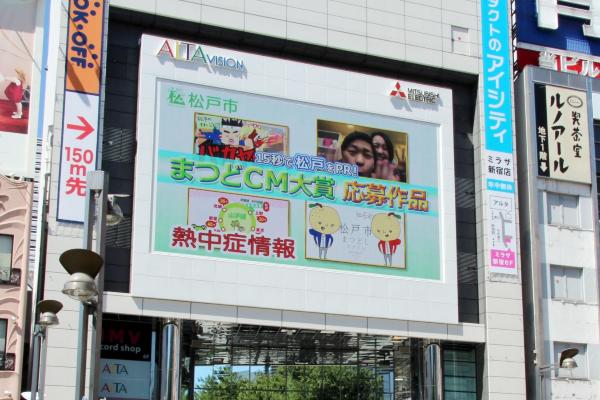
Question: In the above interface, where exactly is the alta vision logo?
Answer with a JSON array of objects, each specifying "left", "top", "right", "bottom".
[{"left": 156, "top": 39, "right": 246, "bottom": 72}]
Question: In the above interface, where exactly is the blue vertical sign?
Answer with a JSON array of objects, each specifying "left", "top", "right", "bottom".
[
  {"left": 481, "top": 0, "right": 519, "bottom": 275},
  {"left": 481, "top": 0, "right": 513, "bottom": 154}
]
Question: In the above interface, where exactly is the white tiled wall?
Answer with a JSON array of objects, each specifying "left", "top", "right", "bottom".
[
  {"left": 473, "top": 58, "right": 527, "bottom": 399},
  {"left": 109, "top": 0, "right": 481, "bottom": 74},
  {"left": 103, "top": 292, "right": 486, "bottom": 342},
  {"left": 537, "top": 184, "right": 600, "bottom": 391}
]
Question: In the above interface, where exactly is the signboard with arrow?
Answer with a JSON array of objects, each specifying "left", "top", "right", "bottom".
[
  {"left": 67, "top": 116, "right": 94, "bottom": 140},
  {"left": 57, "top": 88, "right": 100, "bottom": 222},
  {"left": 57, "top": 0, "right": 106, "bottom": 222}
]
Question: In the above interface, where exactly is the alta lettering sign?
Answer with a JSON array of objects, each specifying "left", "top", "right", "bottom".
[
  {"left": 102, "top": 362, "right": 129, "bottom": 375},
  {"left": 99, "top": 359, "right": 152, "bottom": 398},
  {"left": 157, "top": 39, "right": 245, "bottom": 71},
  {"left": 100, "top": 382, "right": 128, "bottom": 394}
]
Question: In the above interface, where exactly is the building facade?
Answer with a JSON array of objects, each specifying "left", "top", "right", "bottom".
[
  {"left": 514, "top": 1, "right": 600, "bottom": 399},
  {"left": 40, "top": 1, "right": 526, "bottom": 399},
  {"left": 515, "top": 66, "right": 600, "bottom": 400},
  {"left": 0, "top": 176, "right": 33, "bottom": 400},
  {"left": 0, "top": 0, "right": 51, "bottom": 398}
]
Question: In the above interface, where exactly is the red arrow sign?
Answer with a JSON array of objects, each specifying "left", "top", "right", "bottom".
[{"left": 67, "top": 116, "right": 94, "bottom": 140}]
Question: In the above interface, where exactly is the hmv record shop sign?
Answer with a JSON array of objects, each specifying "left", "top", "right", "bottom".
[{"left": 99, "top": 320, "right": 152, "bottom": 400}]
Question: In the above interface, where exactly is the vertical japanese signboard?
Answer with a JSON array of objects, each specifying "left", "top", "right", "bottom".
[
  {"left": 57, "top": 0, "right": 105, "bottom": 222},
  {"left": 481, "top": 0, "right": 518, "bottom": 275},
  {"left": 535, "top": 84, "right": 591, "bottom": 184}
]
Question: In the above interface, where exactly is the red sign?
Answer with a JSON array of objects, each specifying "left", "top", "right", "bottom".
[
  {"left": 516, "top": 48, "right": 600, "bottom": 79},
  {"left": 66, "top": 115, "right": 94, "bottom": 140}
]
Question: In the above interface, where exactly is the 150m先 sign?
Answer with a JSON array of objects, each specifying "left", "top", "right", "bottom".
[{"left": 57, "top": 0, "right": 105, "bottom": 222}]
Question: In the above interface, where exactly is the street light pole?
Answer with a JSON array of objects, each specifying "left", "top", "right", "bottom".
[
  {"left": 537, "top": 348, "right": 579, "bottom": 400},
  {"left": 89, "top": 171, "right": 108, "bottom": 399},
  {"left": 30, "top": 299, "right": 63, "bottom": 400},
  {"left": 75, "top": 170, "right": 108, "bottom": 400},
  {"left": 62, "top": 170, "right": 124, "bottom": 400},
  {"left": 30, "top": 325, "right": 44, "bottom": 400},
  {"left": 74, "top": 303, "right": 90, "bottom": 400}
]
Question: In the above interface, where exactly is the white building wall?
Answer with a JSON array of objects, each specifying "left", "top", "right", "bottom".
[
  {"left": 41, "top": 1, "right": 526, "bottom": 399},
  {"left": 109, "top": 0, "right": 481, "bottom": 75},
  {"left": 474, "top": 93, "right": 527, "bottom": 400},
  {"left": 530, "top": 97, "right": 600, "bottom": 399},
  {"left": 516, "top": 68, "right": 600, "bottom": 400},
  {"left": 41, "top": 1, "right": 93, "bottom": 398},
  {"left": 539, "top": 195, "right": 600, "bottom": 398}
]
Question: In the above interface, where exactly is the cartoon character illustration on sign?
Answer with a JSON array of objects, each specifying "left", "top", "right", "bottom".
[
  {"left": 194, "top": 113, "right": 288, "bottom": 161},
  {"left": 220, "top": 118, "right": 244, "bottom": 146},
  {"left": 308, "top": 203, "right": 341, "bottom": 260},
  {"left": 246, "top": 128, "right": 267, "bottom": 148},
  {"left": 371, "top": 212, "right": 402, "bottom": 267},
  {"left": 218, "top": 202, "right": 256, "bottom": 233},
  {"left": 1, "top": 69, "right": 27, "bottom": 119}
]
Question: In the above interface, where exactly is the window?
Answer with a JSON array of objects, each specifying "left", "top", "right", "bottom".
[
  {"left": 547, "top": 193, "right": 579, "bottom": 227},
  {"left": 554, "top": 342, "right": 587, "bottom": 379},
  {"left": 0, "top": 319, "right": 6, "bottom": 369},
  {"left": 0, "top": 235, "right": 13, "bottom": 283},
  {"left": 443, "top": 347, "right": 477, "bottom": 400},
  {"left": 550, "top": 265, "right": 584, "bottom": 302}
]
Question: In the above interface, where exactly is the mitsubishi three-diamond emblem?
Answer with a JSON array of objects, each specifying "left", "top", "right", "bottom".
[{"left": 390, "top": 81, "right": 406, "bottom": 98}]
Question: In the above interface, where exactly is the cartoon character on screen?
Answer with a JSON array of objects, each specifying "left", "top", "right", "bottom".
[
  {"left": 195, "top": 126, "right": 222, "bottom": 154},
  {"left": 246, "top": 128, "right": 267, "bottom": 148},
  {"left": 308, "top": 203, "right": 341, "bottom": 260},
  {"left": 219, "top": 117, "right": 245, "bottom": 146},
  {"left": 203, "top": 127, "right": 223, "bottom": 144},
  {"left": 371, "top": 212, "right": 402, "bottom": 267}
]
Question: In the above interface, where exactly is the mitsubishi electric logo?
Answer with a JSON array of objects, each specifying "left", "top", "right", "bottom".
[
  {"left": 390, "top": 82, "right": 407, "bottom": 98},
  {"left": 390, "top": 81, "right": 439, "bottom": 104},
  {"left": 156, "top": 39, "right": 246, "bottom": 72}
]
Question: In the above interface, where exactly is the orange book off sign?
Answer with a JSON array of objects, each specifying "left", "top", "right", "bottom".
[{"left": 66, "top": 0, "right": 104, "bottom": 95}]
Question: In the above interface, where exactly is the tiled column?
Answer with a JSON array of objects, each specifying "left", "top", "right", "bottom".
[{"left": 474, "top": 98, "right": 527, "bottom": 399}]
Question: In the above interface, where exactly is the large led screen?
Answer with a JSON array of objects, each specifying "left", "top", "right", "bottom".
[
  {"left": 154, "top": 80, "right": 439, "bottom": 277},
  {"left": 132, "top": 35, "right": 458, "bottom": 323}
]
